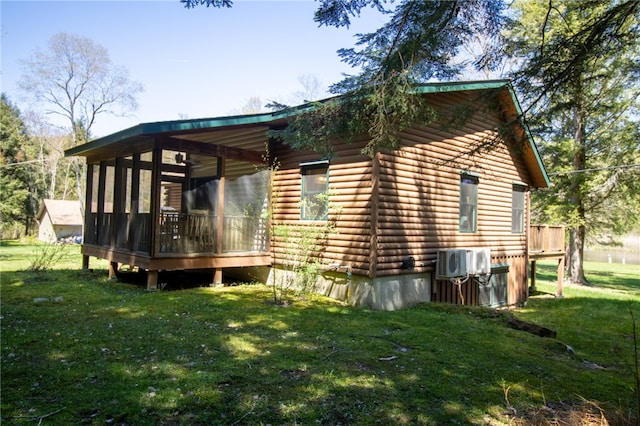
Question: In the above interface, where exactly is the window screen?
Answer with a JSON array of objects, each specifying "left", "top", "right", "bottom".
[
  {"left": 301, "top": 163, "right": 328, "bottom": 220},
  {"left": 512, "top": 185, "right": 526, "bottom": 233},
  {"left": 459, "top": 174, "right": 478, "bottom": 232}
]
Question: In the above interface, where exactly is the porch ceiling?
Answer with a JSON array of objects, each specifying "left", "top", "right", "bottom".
[
  {"left": 65, "top": 112, "right": 289, "bottom": 161},
  {"left": 171, "top": 125, "right": 270, "bottom": 153}
]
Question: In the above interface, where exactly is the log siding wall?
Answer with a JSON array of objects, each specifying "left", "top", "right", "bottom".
[
  {"left": 271, "top": 90, "right": 535, "bottom": 306},
  {"left": 272, "top": 140, "right": 374, "bottom": 276}
]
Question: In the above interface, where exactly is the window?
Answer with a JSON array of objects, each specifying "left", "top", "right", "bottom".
[
  {"left": 512, "top": 184, "right": 526, "bottom": 233},
  {"left": 301, "top": 162, "right": 329, "bottom": 220},
  {"left": 459, "top": 174, "right": 478, "bottom": 232}
]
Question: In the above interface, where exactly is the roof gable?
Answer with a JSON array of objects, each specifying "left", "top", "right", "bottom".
[{"left": 37, "top": 200, "right": 83, "bottom": 226}]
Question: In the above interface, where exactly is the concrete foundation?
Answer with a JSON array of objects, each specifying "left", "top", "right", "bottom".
[
  {"left": 265, "top": 267, "right": 432, "bottom": 311},
  {"left": 345, "top": 272, "right": 432, "bottom": 310}
]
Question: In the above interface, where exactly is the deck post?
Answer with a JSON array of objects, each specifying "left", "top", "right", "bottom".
[
  {"left": 556, "top": 256, "right": 564, "bottom": 298},
  {"left": 108, "top": 261, "right": 118, "bottom": 280},
  {"left": 529, "top": 259, "right": 537, "bottom": 294},
  {"left": 213, "top": 268, "right": 223, "bottom": 286},
  {"left": 147, "top": 270, "right": 158, "bottom": 290}
]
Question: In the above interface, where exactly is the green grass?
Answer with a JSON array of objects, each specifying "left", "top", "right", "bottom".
[{"left": 1, "top": 241, "right": 639, "bottom": 425}]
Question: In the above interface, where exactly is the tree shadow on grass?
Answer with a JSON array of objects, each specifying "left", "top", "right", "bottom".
[
  {"left": 2, "top": 267, "right": 637, "bottom": 425},
  {"left": 586, "top": 269, "right": 640, "bottom": 293},
  {"left": 532, "top": 261, "right": 640, "bottom": 293}
]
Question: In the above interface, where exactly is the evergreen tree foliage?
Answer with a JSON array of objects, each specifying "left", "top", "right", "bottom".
[
  {"left": 182, "top": 1, "right": 505, "bottom": 157},
  {"left": 268, "top": 1, "right": 505, "bottom": 157},
  {"left": 508, "top": 0, "right": 639, "bottom": 116},
  {"left": 181, "top": 0, "right": 232, "bottom": 7},
  {"left": 506, "top": 0, "right": 640, "bottom": 283},
  {"left": 0, "top": 95, "right": 45, "bottom": 237}
]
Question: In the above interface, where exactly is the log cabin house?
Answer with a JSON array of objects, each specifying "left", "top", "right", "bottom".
[{"left": 65, "top": 80, "right": 553, "bottom": 310}]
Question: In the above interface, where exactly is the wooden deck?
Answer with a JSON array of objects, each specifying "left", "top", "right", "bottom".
[
  {"left": 529, "top": 225, "right": 566, "bottom": 297},
  {"left": 82, "top": 211, "right": 270, "bottom": 289}
]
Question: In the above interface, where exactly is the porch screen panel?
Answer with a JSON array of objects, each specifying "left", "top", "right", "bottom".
[
  {"left": 223, "top": 169, "right": 270, "bottom": 253},
  {"left": 139, "top": 168, "right": 152, "bottom": 214},
  {"left": 99, "top": 165, "right": 115, "bottom": 247},
  {"left": 131, "top": 167, "right": 152, "bottom": 253},
  {"left": 159, "top": 181, "right": 185, "bottom": 253},
  {"left": 115, "top": 160, "right": 132, "bottom": 250},
  {"left": 181, "top": 176, "right": 218, "bottom": 253},
  {"left": 84, "top": 164, "right": 99, "bottom": 245}
]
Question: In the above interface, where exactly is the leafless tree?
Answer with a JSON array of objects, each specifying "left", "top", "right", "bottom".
[
  {"left": 19, "top": 32, "right": 143, "bottom": 206},
  {"left": 20, "top": 32, "right": 143, "bottom": 145}
]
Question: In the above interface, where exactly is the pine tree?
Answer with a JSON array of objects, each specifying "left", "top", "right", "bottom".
[
  {"left": 0, "top": 95, "right": 45, "bottom": 237},
  {"left": 506, "top": 0, "right": 640, "bottom": 284}
]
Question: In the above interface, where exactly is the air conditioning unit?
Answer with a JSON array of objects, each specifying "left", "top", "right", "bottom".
[
  {"left": 436, "top": 249, "right": 468, "bottom": 279},
  {"left": 466, "top": 248, "right": 491, "bottom": 275}
]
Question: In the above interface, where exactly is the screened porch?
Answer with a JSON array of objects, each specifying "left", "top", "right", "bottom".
[
  {"left": 69, "top": 123, "right": 275, "bottom": 289},
  {"left": 83, "top": 151, "right": 270, "bottom": 256}
]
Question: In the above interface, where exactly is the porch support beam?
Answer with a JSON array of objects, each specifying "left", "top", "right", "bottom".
[
  {"left": 129, "top": 153, "right": 141, "bottom": 252},
  {"left": 216, "top": 156, "right": 225, "bottom": 255},
  {"left": 530, "top": 260, "right": 536, "bottom": 293},
  {"left": 112, "top": 157, "right": 126, "bottom": 249},
  {"left": 150, "top": 145, "right": 163, "bottom": 257},
  {"left": 556, "top": 257, "right": 564, "bottom": 298},
  {"left": 82, "top": 163, "right": 94, "bottom": 270},
  {"left": 160, "top": 136, "right": 265, "bottom": 164}
]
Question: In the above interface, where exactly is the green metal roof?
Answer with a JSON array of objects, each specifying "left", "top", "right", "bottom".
[
  {"left": 413, "top": 79, "right": 512, "bottom": 93},
  {"left": 64, "top": 109, "right": 300, "bottom": 157},
  {"left": 65, "top": 79, "right": 549, "bottom": 187}
]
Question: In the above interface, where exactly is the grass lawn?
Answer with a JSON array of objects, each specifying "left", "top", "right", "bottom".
[{"left": 1, "top": 241, "right": 639, "bottom": 425}]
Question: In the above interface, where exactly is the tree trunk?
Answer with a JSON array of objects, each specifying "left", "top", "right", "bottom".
[
  {"left": 62, "top": 161, "right": 72, "bottom": 200},
  {"left": 567, "top": 102, "right": 590, "bottom": 284},
  {"left": 568, "top": 224, "right": 588, "bottom": 284}
]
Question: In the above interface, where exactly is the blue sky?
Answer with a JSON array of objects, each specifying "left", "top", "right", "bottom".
[{"left": 1, "top": 0, "right": 386, "bottom": 137}]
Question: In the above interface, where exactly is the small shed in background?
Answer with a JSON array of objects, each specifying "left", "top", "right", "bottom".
[{"left": 37, "top": 199, "right": 83, "bottom": 243}]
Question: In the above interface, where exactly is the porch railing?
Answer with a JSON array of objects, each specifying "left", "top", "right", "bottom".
[
  {"left": 529, "top": 225, "right": 565, "bottom": 253},
  {"left": 86, "top": 212, "right": 152, "bottom": 253},
  {"left": 86, "top": 212, "right": 268, "bottom": 255},
  {"left": 158, "top": 212, "right": 268, "bottom": 254}
]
